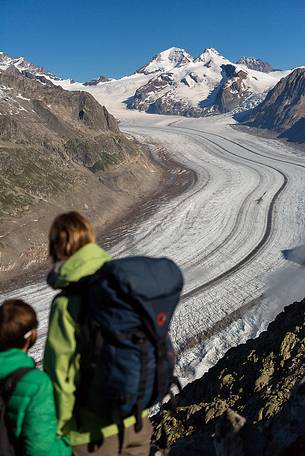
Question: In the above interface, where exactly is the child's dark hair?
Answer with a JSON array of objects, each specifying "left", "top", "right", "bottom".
[{"left": 0, "top": 299, "right": 38, "bottom": 351}]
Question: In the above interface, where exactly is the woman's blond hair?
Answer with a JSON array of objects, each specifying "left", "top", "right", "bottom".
[{"left": 49, "top": 211, "right": 96, "bottom": 262}]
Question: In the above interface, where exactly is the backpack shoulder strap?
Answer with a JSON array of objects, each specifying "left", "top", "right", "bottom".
[{"left": 1, "top": 368, "right": 34, "bottom": 401}]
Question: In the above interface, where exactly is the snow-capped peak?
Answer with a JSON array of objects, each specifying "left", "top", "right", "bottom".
[
  {"left": 0, "top": 51, "right": 15, "bottom": 68},
  {"left": 195, "top": 48, "right": 226, "bottom": 65},
  {"left": 202, "top": 47, "right": 221, "bottom": 55},
  {"left": 0, "top": 50, "right": 60, "bottom": 81},
  {"left": 136, "top": 47, "right": 193, "bottom": 75}
]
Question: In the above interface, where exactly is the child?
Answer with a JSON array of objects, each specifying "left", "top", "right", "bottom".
[{"left": 0, "top": 299, "right": 71, "bottom": 456}]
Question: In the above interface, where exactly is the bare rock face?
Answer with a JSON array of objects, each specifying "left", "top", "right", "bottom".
[
  {"left": 237, "top": 57, "right": 273, "bottom": 73},
  {"left": 214, "top": 66, "right": 252, "bottom": 113},
  {"left": 242, "top": 68, "right": 305, "bottom": 143},
  {"left": 153, "top": 296, "right": 305, "bottom": 454},
  {"left": 127, "top": 72, "right": 176, "bottom": 112}
]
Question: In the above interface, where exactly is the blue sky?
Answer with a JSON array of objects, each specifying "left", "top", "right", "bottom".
[{"left": 1, "top": 0, "right": 305, "bottom": 81}]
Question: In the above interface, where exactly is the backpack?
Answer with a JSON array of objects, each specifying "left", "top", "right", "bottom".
[
  {"left": 70, "top": 256, "right": 183, "bottom": 448},
  {"left": 0, "top": 368, "right": 33, "bottom": 456}
]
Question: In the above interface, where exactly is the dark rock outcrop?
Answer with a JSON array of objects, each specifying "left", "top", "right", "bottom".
[
  {"left": 242, "top": 68, "right": 305, "bottom": 143},
  {"left": 214, "top": 67, "right": 251, "bottom": 113},
  {"left": 153, "top": 297, "right": 305, "bottom": 454},
  {"left": 127, "top": 72, "right": 176, "bottom": 112}
]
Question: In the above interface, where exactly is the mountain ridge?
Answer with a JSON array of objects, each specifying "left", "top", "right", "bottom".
[
  {"left": 124, "top": 48, "right": 289, "bottom": 116},
  {"left": 1, "top": 48, "right": 294, "bottom": 118}
]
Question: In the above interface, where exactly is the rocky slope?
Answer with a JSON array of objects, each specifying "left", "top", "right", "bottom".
[
  {"left": 0, "top": 64, "right": 123, "bottom": 217},
  {"left": 0, "top": 65, "right": 166, "bottom": 281},
  {"left": 152, "top": 296, "right": 305, "bottom": 455},
  {"left": 242, "top": 68, "right": 305, "bottom": 144}
]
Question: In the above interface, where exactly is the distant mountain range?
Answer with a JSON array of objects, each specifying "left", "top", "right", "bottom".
[
  {"left": 1, "top": 48, "right": 304, "bottom": 143},
  {"left": 93, "top": 47, "right": 291, "bottom": 117},
  {"left": 0, "top": 48, "right": 291, "bottom": 117}
]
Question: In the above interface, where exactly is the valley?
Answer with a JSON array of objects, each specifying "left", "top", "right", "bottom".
[{"left": 2, "top": 112, "right": 305, "bottom": 384}]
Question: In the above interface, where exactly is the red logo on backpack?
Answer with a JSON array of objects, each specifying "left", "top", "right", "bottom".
[{"left": 157, "top": 312, "right": 167, "bottom": 326}]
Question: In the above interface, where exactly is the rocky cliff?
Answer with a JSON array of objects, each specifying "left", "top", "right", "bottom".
[
  {"left": 242, "top": 68, "right": 305, "bottom": 144},
  {"left": 153, "top": 296, "right": 305, "bottom": 455}
]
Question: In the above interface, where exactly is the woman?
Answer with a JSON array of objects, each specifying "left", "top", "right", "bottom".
[{"left": 43, "top": 211, "right": 152, "bottom": 456}]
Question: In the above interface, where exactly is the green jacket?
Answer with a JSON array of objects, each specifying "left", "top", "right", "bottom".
[
  {"left": 43, "top": 243, "right": 147, "bottom": 446},
  {"left": 0, "top": 349, "right": 71, "bottom": 456}
]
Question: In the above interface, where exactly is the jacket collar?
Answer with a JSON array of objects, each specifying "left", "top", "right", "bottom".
[
  {"left": 47, "top": 243, "right": 111, "bottom": 290},
  {"left": 0, "top": 349, "right": 35, "bottom": 379}
]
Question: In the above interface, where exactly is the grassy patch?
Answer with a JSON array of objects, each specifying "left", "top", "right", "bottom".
[
  {"left": 89, "top": 152, "right": 120, "bottom": 172},
  {"left": 0, "top": 146, "right": 75, "bottom": 216}
]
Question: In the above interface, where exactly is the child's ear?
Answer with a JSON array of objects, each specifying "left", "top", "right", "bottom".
[{"left": 29, "top": 329, "right": 38, "bottom": 348}]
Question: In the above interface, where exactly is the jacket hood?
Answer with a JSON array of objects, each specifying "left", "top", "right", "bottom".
[
  {"left": 47, "top": 242, "right": 111, "bottom": 290},
  {"left": 0, "top": 349, "right": 35, "bottom": 379}
]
